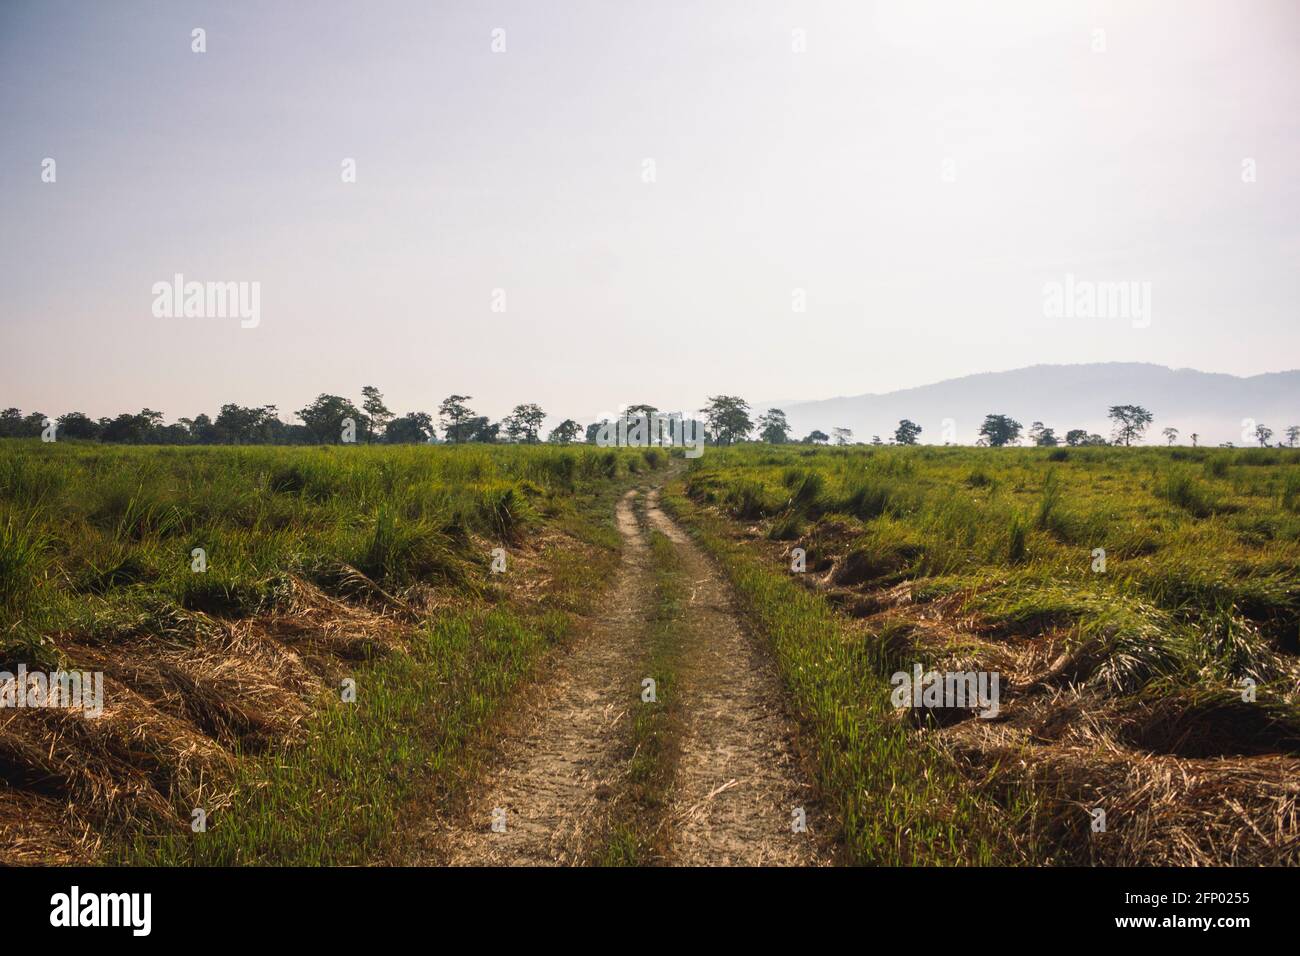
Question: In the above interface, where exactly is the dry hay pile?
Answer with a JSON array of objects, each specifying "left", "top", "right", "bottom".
[
  {"left": 942, "top": 687, "right": 1300, "bottom": 865},
  {"left": 777, "top": 527, "right": 1300, "bottom": 866},
  {"left": 0, "top": 571, "right": 410, "bottom": 865}
]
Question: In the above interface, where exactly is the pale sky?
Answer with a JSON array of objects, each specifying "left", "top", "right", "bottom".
[{"left": 2, "top": 0, "right": 1297, "bottom": 425}]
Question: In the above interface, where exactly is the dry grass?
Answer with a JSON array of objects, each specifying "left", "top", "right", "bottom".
[
  {"left": 0, "top": 574, "right": 398, "bottom": 864},
  {"left": 681, "top": 444, "right": 1300, "bottom": 864},
  {"left": 0, "top": 441, "right": 662, "bottom": 864},
  {"left": 790, "top": 524, "right": 1300, "bottom": 865}
]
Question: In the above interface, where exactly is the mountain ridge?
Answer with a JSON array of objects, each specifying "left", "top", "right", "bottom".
[{"left": 763, "top": 363, "right": 1300, "bottom": 445}]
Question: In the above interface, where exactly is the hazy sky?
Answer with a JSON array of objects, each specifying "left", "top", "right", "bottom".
[{"left": 2, "top": 0, "right": 1298, "bottom": 425}]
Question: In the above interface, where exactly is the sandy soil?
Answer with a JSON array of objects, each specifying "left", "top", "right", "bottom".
[
  {"left": 418, "top": 479, "right": 827, "bottom": 866},
  {"left": 644, "top": 488, "right": 827, "bottom": 866}
]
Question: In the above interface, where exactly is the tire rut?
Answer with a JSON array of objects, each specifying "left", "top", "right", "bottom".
[
  {"left": 644, "top": 488, "right": 829, "bottom": 866},
  {"left": 422, "top": 488, "right": 652, "bottom": 865},
  {"left": 411, "top": 479, "right": 827, "bottom": 866}
]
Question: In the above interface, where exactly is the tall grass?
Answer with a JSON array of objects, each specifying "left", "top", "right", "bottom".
[
  {"left": 0, "top": 441, "right": 659, "bottom": 643},
  {"left": 681, "top": 443, "right": 1300, "bottom": 693},
  {"left": 663, "top": 488, "right": 1035, "bottom": 864},
  {"left": 673, "top": 443, "right": 1300, "bottom": 863},
  {"left": 0, "top": 440, "right": 669, "bottom": 864}
]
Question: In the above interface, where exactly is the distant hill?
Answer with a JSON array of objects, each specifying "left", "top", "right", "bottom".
[{"left": 767, "top": 364, "right": 1300, "bottom": 446}]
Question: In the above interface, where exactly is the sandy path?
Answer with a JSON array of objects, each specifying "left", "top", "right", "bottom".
[
  {"left": 428, "top": 488, "right": 651, "bottom": 865},
  {"left": 414, "top": 479, "right": 826, "bottom": 866},
  {"left": 644, "top": 488, "right": 828, "bottom": 866}
]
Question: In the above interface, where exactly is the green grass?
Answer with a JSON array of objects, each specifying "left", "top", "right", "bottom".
[
  {"left": 663, "top": 486, "right": 1036, "bottom": 865},
  {"left": 667, "top": 442, "right": 1300, "bottom": 863},
  {"left": 0, "top": 441, "right": 667, "bottom": 663},
  {"left": 601, "top": 528, "right": 686, "bottom": 866},
  {"left": 0, "top": 440, "right": 667, "bottom": 863},
  {"left": 682, "top": 444, "right": 1300, "bottom": 662},
  {"left": 117, "top": 605, "right": 569, "bottom": 865}
]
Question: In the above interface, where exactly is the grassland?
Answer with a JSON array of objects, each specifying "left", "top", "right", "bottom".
[
  {"left": 0, "top": 440, "right": 666, "bottom": 863},
  {"left": 670, "top": 443, "right": 1300, "bottom": 864},
  {"left": 5, "top": 438, "right": 1298, "bottom": 866}
]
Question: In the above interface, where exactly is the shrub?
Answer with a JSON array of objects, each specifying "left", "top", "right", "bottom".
[
  {"left": 1282, "top": 472, "right": 1300, "bottom": 514},
  {"left": 784, "top": 470, "right": 825, "bottom": 512},
  {"left": 767, "top": 512, "right": 803, "bottom": 541},
  {"left": 1007, "top": 513, "right": 1028, "bottom": 563},
  {"left": 841, "top": 479, "right": 895, "bottom": 520},
  {"left": 725, "top": 481, "right": 770, "bottom": 520},
  {"left": 477, "top": 484, "right": 533, "bottom": 541},
  {"left": 1159, "top": 471, "right": 1219, "bottom": 518},
  {"left": 0, "top": 513, "right": 49, "bottom": 618}
]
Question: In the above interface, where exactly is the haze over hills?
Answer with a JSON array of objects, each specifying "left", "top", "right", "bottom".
[{"left": 765, "top": 364, "right": 1300, "bottom": 446}]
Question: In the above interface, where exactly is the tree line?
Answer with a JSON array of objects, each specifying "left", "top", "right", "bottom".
[
  {"left": 972, "top": 407, "right": 1298, "bottom": 449},
  {"left": 2, "top": 392, "right": 1296, "bottom": 449}
]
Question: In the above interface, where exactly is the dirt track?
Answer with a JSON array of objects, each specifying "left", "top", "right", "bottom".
[
  {"left": 423, "top": 479, "right": 827, "bottom": 866},
  {"left": 426, "top": 489, "right": 649, "bottom": 864},
  {"left": 645, "top": 488, "right": 826, "bottom": 866}
]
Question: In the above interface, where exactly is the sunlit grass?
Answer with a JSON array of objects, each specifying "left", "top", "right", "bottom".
[{"left": 666, "top": 443, "right": 1300, "bottom": 863}]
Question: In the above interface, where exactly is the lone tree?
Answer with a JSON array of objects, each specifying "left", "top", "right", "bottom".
[
  {"left": 1162, "top": 426, "right": 1179, "bottom": 446},
  {"left": 1190, "top": 432, "right": 1199, "bottom": 447},
  {"left": 979, "top": 414, "right": 1022, "bottom": 447},
  {"left": 439, "top": 395, "right": 476, "bottom": 443},
  {"left": 802, "top": 429, "right": 829, "bottom": 444},
  {"left": 894, "top": 419, "right": 922, "bottom": 445},
  {"left": 548, "top": 419, "right": 582, "bottom": 444},
  {"left": 700, "top": 395, "right": 752, "bottom": 446},
  {"left": 1029, "top": 422, "right": 1058, "bottom": 447},
  {"left": 1286, "top": 425, "right": 1300, "bottom": 448},
  {"left": 1255, "top": 423, "right": 1274, "bottom": 447},
  {"left": 833, "top": 427, "right": 853, "bottom": 445},
  {"left": 503, "top": 403, "right": 545, "bottom": 443},
  {"left": 361, "top": 386, "right": 393, "bottom": 443},
  {"left": 297, "top": 394, "right": 365, "bottom": 444},
  {"left": 1107, "top": 405, "right": 1153, "bottom": 446},
  {"left": 757, "top": 408, "right": 791, "bottom": 444},
  {"left": 385, "top": 411, "right": 435, "bottom": 443}
]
